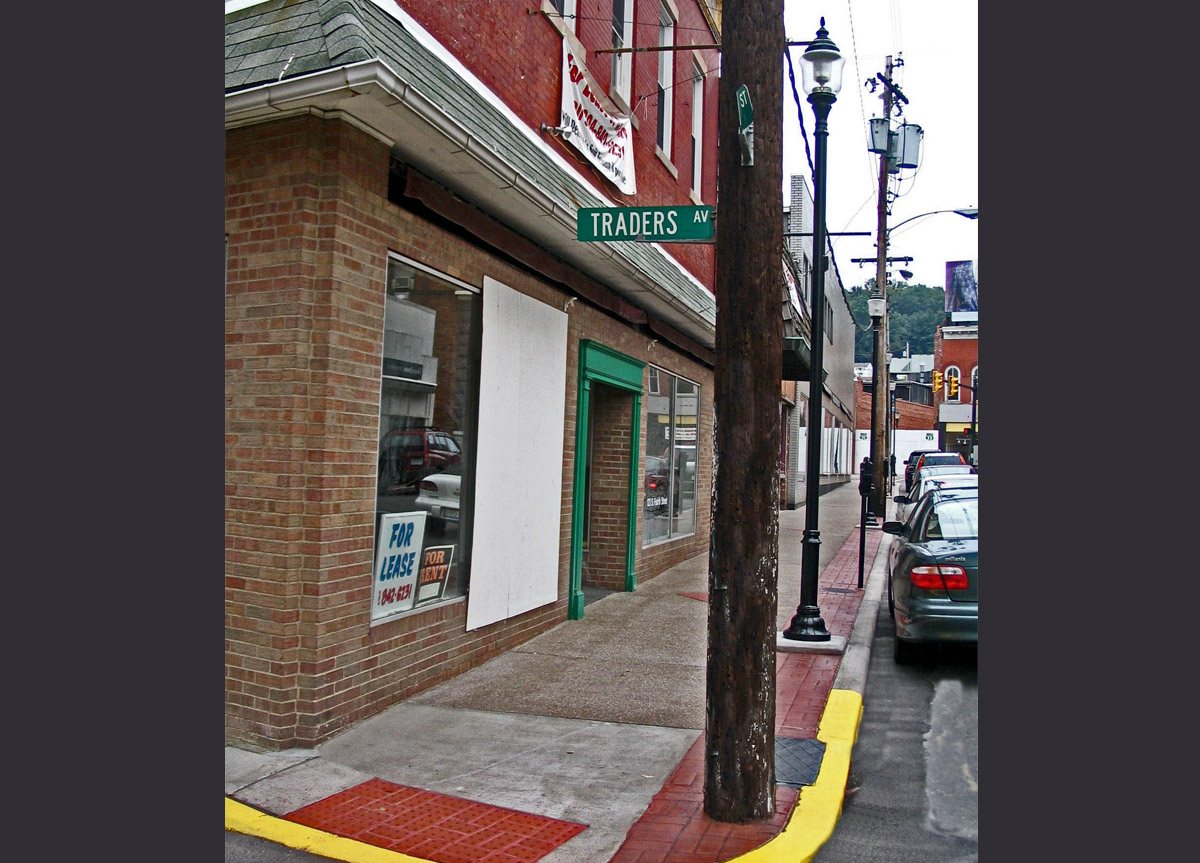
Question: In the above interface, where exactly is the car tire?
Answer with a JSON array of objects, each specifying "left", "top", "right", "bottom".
[{"left": 893, "top": 633, "right": 917, "bottom": 664}]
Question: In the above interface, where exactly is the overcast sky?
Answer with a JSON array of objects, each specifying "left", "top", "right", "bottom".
[{"left": 782, "top": 1, "right": 978, "bottom": 293}]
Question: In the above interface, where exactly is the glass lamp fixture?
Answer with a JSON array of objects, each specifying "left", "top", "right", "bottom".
[{"left": 799, "top": 18, "right": 845, "bottom": 95}]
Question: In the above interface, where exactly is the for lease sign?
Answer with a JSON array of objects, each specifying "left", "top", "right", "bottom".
[{"left": 371, "top": 511, "right": 427, "bottom": 625}]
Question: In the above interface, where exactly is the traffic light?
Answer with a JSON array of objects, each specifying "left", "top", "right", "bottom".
[
  {"left": 948, "top": 377, "right": 959, "bottom": 398},
  {"left": 933, "top": 371, "right": 943, "bottom": 394}
]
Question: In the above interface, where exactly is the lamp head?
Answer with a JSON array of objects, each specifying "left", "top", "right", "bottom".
[
  {"left": 867, "top": 295, "right": 886, "bottom": 320},
  {"left": 954, "top": 207, "right": 979, "bottom": 219},
  {"left": 800, "top": 18, "right": 845, "bottom": 95},
  {"left": 899, "top": 269, "right": 913, "bottom": 280}
]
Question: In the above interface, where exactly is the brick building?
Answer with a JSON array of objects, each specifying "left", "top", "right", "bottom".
[
  {"left": 225, "top": 0, "right": 855, "bottom": 750},
  {"left": 933, "top": 320, "right": 979, "bottom": 464}
]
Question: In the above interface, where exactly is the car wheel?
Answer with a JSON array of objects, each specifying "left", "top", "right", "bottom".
[{"left": 893, "top": 633, "right": 917, "bottom": 664}]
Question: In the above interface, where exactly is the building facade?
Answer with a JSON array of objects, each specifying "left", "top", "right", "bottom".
[
  {"left": 933, "top": 322, "right": 979, "bottom": 464},
  {"left": 781, "top": 174, "right": 856, "bottom": 508},
  {"left": 225, "top": 0, "right": 855, "bottom": 750}
]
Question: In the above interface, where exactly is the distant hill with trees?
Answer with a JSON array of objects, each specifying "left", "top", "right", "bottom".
[{"left": 842, "top": 280, "right": 946, "bottom": 363}]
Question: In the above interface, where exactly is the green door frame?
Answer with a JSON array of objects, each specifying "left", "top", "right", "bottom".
[{"left": 569, "top": 340, "right": 645, "bottom": 619}]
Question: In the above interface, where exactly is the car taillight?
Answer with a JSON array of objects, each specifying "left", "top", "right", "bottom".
[
  {"left": 420, "top": 480, "right": 438, "bottom": 492},
  {"left": 910, "top": 565, "right": 968, "bottom": 590}
]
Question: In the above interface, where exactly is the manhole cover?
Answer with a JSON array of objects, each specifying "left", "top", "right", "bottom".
[{"left": 776, "top": 737, "right": 826, "bottom": 788}]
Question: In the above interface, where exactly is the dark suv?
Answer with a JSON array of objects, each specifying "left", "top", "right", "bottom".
[
  {"left": 903, "top": 449, "right": 940, "bottom": 490},
  {"left": 378, "top": 428, "right": 462, "bottom": 494}
]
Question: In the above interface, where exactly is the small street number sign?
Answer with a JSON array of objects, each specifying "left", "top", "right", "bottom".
[
  {"left": 736, "top": 84, "right": 754, "bottom": 166},
  {"left": 577, "top": 205, "right": 715, "bottom": 244}
]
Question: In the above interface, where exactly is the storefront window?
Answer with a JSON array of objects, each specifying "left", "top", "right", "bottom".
[
  {"left": 643, "top": 368, "right": 699, "bottom": 545},
  {"left": 372, "top": 255, "right": 480, "bottom": 626}
]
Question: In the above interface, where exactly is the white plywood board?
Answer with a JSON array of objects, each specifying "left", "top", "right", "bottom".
[{"left": 466, "top": 277, "right": 569, "bottom": 631}]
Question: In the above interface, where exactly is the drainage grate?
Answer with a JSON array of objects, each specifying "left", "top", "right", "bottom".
[
  {"left": 775, "top": 737, "right": 826, "bottom": 788},
  {"left": 824, "top": 587, "right": 858, "bottom": 595}
]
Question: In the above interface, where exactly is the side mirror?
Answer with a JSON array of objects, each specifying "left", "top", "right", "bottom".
[
  {"left": 882, "top": 521, "right": 904, "bottom": 534},
  {"left": 893, "top": 495, "right": 907, "bottom": 504}
]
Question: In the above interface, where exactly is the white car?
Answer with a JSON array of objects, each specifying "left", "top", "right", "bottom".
[
  {"left": 414, "top": 463, "right": 461, "bottom": 531},
  {"left": 894, "top": 470, "right": 978, "bottom": 524}
]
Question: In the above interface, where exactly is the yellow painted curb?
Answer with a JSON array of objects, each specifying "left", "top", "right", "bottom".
[
  {"left": 225, "top": 797, "right": 434, "bottom": 863},
  {"left": 730, "top": 688, "right": 864, "bottom": 863}
]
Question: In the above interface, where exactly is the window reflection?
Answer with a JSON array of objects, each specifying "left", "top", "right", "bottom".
[
  {"left": 372, "top": 257, "right": 480, "bottom": 625},
  {"left": 643, "top": 368, "right": 699, "bottom": 545}
]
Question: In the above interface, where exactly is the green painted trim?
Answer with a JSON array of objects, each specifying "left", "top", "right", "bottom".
[
  {"left": 580, "top": 340, "right": 645, "bottom": 391},
  {"left": 624, "top": 392, "right": 642, "bottom": 592},
  {"left": 568, "top": 377, "right": 591, "bottom": 620},
  {"left": 569, "top": 341, "right": 646, "bottom": 619}
]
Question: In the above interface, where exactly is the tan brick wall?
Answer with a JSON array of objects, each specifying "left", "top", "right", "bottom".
[{"left": 227, "top": 115, "right": 714, "bottom": 748}]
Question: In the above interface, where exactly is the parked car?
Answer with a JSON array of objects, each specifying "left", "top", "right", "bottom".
[
  {"left": 903, "top": 448, "right": 941, "bottom": 490},
  {"left": 644, "top": 455, "right": 670, "bottom": 514},
  {"left": 378, "top": 427, "right": 462, "bottom": 494},
  {"left": 414, "top": 462, "right": 462, "bottom": 531},
  {"left": 910, "top": 451, "right": 968, "bottom": 483},
  {"left": 883, "top": 487, "right": 978, "bottom": 663},
  {"left": 894, "top": 471, "right": 978, "bottom": 524}
]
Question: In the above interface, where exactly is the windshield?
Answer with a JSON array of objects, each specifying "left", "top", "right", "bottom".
[{"left": 922, "top": 497, "right": 978, "bottom": 540}]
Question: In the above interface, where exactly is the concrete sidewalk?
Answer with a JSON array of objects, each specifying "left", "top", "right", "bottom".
[{"left": 226, "top": 480, "right": 894, "bottom": 863}]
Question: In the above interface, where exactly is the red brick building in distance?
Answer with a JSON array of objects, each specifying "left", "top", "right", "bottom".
[{"left": 933, "top": 321, "right": 979, "bottom": 463}]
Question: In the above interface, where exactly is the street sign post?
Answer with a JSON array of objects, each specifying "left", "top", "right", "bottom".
[{"left": 577, "top": 205, "right": 715, "bottom": 243}]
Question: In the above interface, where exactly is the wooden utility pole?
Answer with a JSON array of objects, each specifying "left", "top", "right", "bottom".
[
  {"left": 704, "top": 0, "right": 783, "bottom": 822},
  {"left": 870, "top": 56, "right": 895, "bottom": 519}
]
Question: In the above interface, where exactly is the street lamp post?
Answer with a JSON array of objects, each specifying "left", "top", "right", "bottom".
[{"left": 782, "top": 18, "right": 844, "bottom": 643}]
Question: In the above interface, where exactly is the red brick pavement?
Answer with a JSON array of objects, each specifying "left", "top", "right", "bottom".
[{"left": 608, "top": 526, "right": 882, "bottom": 863}]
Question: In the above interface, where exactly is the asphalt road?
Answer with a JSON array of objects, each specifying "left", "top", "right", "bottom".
[{"left": 813, "top": 595, "right": 978, "bottom": 862}]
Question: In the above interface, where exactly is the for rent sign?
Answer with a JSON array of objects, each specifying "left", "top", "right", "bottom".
[{"left": 560, "top": 40, "right": 636, "bottom": 194}]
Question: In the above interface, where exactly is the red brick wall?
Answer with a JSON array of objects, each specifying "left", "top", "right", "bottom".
[
  {"left": 585, "top": 384, "right": 633, "bottom": 590},
  {"left": 392, "top": 0, "right": 718, "bottom": 286},
  {"left": 852, "top": 379, "right": 935, "bottom": 431},
  {"left": 933, "top": 327, "right": 979, "bottom": 410},
  {"left": 227, "top": 114, "right": 713, "bottom": 748}
]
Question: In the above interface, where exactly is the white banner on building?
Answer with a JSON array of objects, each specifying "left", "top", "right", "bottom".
[{"left": 560, "top": 40, "right": 636, "bottom": 194}]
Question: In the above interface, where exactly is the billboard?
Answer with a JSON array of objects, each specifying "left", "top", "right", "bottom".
[{"left": 945, "top": 260, "right": 979, "bottom": 313}]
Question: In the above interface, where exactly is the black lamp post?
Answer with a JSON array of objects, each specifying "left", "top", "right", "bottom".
[{"left": 783, "top": 18, "right": 844, "bottom": 643}]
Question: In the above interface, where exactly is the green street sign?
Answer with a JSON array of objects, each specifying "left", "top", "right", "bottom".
[
  {"left": 577, "top": 206, "right": 715, "bottom": 244},
  {"left": 736, "top": 85, "right": 754, "bottom": 132}
]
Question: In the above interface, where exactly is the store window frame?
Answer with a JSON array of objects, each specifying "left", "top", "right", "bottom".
[
  {"left": 643, "top": 365, "right": 700, "bottom": 548},
  {"left": 371, "top": 252, "right": 482, "bottom": 627}
]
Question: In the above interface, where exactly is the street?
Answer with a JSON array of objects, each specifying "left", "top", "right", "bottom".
[{"left": 813, "top": 592, "right": 978, "bottom": 862}]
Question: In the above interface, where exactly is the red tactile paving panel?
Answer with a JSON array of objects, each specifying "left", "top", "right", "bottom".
[
  {"left": 285, "top": 778, "right": 587, "bottom": 863},
  {"left": 678, "top": 592, "right": 708, "bottom": 602}
]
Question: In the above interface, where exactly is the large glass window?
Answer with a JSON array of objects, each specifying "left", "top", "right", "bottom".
[
  {"left": 373, "top": 256, "right": 480, "bottom": 625},
  {"left": 644, "top": 369, "right": 699, "bottom": 545},
  {"left": 656, "top": 3, "right": 675, "bottom": 155},
  {"left": 691, "top": 64, "right": 703, "bottom": 194},
  {"left": 611, "top": 0, "right": 633, "bottom": 106}
]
